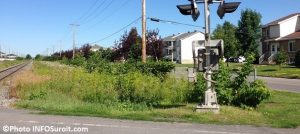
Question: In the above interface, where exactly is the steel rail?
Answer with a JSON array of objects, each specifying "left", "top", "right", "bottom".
[{"left": 0, "top": 61, "right": 31, "bottom": 81}]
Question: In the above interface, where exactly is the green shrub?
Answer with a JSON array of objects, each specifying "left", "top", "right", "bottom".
[
  {"left": 295, "top": 51, "right": 300, "bottom": 67},
  {"left": 189, "top": 54, "right": 271, "bottom": 108},
  {"left": 275, "top": 51, "right": 288, "bottom": 66},
  {"left": 115, "top": 72, "right": 163, "bottom": 106},
  {"left": 213, "top": 62, "right": 233, "bottom": 105},
  {"left": 187, "top": 73, "right": 206, "bottom": 103},
  {"left": 69, "top": 54, "right": 86, "bottom": 67},
  {"left": 135, "top": 61, "right": 175, "bottom": 78},
  {"left": 234, "top": 80, "right": 271, "bottom": 107}
]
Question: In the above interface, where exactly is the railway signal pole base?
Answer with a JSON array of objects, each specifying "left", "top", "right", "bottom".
[{"left": 196, "top": 90, "right": 220, "bottom": 114}]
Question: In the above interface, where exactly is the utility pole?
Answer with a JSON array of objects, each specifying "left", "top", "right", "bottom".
[
  {"left": 59, "top": 40, "right": 62, "bottom": 57},
  {"left": 70, "top": 24, "right": 80, "bottom": 60},
  {"left": 142, "top": 0, "right": 146, "bottom": 63}
]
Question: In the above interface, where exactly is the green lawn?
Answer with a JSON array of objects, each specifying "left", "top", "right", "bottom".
[
  {"left": 228, "top": 63, "right": 300, "bottom": 79},
  {"left": 13, "top": 62, "right": 300, "bottom": 128},
  {"left": 16, "top": 90, "right": 300, "bottom": 128},
  {"left": 255, "top": 65, "right": 300, "bottom": 79}
]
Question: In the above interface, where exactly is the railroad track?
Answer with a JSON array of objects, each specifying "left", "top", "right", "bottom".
[{"left": 0, "top": 61, "right": 31, "bottom": 81}]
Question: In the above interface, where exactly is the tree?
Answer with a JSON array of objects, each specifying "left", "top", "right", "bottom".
[
  {"left": 212, "top": 21, "right": 239, "bottom": 62},
  {"left": 25, "top": 54, "right": 32, "bottom": 60},
  {"left": 35, "top": 54, "right": 42, "bottom": 60},
  {"left": 146, "top": 29, "right": 164, "bottom": 61},
  {"left": 114, "top": 27, "right": 164, "bottom": 62},
  {"left": 237, "top": 9, "right": 262, "bottom": 57},
  {"left": 114, "top": 27, "right": 141, "bottom": 60}
]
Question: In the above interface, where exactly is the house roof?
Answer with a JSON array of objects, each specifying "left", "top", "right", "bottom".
[
  {"left": 7, "top": 54, "right": 17, "bottom": 56},
  {"left": 91, "top": 44, "right": 103, "bottom": 49},
  {"left": 278, "top": 31, "right": 300, "bottom": 41},
  {"left": 163, "top": 31, "right": 203, "bottom": 42},
  {"left": 263, "top": 13, "right": 300, "bottom": 28}
]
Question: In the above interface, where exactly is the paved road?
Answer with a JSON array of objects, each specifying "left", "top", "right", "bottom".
[
  {"left": 0, "top": 108, "right": 299, "bottom": 134},
  {"left": 173, "top": 67, "right": 300, "bottom": 93},
  {"left": 257, "top": 76, "right": 300, "bottom": 93}
]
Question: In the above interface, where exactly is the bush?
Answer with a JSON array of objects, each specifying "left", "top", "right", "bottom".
[
  {"left": 69, "top": 54, "right": 86, "bottom": 67},
  {"left": 295, "top": 51, "right": 300, "bottom": 67},
  {"left": 234, "top": 80, "right": 271, "bottom": 107},
  {"left": 189, "top": 54, "right": 271, "bottom": 108},
  {"left": 135, "top": 61, "right": 175, "bottom": 79},
  {"left": 275, "top": 51, "right": 288, "bottom": 66},
  {"left": 187, "top": 73, "right": 206, "bottom": 103},
  {"left": 213, "top": 62, "right": 233, "bottom": 105}
]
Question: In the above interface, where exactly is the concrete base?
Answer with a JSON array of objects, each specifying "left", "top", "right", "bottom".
[{"left": 195, "top": 104, "right": 220, "bottom": 114}]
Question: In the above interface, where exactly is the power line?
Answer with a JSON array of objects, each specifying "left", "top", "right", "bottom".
[
  {"left": 76, "top": 0, "right": 100, "bottom": 22},
  {"left": 80, "top": 0, "right": 115, "bottom": 25},
  {"left": 79, "top": 0, "right": 108, "bottom": 24},
  {"left": 82, "top": 0, "right": 130, "bottom": 32},
  {"left": 89, "top": 17, "right": 142, "bottom": 44}
]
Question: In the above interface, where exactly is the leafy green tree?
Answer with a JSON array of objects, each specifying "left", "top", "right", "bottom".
[
  {"left": 212, "top": 21, "right": 239, "bottom": 62},
  {"left": 35, "top": 54, "right": 42, "bottom": 60},
  {"left": 25, "top": 54, "right": 32, "bottom": 60},
  {"left": 237, "top": 9, "right": 262, "bottom": 57}
]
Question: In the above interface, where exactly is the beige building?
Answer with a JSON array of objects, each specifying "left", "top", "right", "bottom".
[
  {"left": 260, "top": 13, "right": 300, "bottom": 64},
  {"left": 163, "top": 31, "right": 205, "bottom": 64}
]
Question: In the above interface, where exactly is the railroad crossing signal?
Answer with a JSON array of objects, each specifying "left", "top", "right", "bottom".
[
  {"left": 217, "top": 1, "right": 241, "bottom": 19},
  {"left": 177, "top": 0, "right": 241, "bottom": 21},
  {"left": 177, "top": 0, "right": 200, "bottom": 21}
]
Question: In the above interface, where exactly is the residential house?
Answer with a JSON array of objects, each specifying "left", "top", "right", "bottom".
[
  {"left": 0, "top": 51, "right": 5, "bottom": 58},
  {"left": 6, "top": 54, "right": 17, "bottom": 60},
  {"left": 260, "top": 13, "right": 300, "bottom": 64},
  {"left": 163, "top": 31, "right": 205, "bottom": 64},
  {"left": 90, "top": 44, "right": 104, "bottom": 52}
]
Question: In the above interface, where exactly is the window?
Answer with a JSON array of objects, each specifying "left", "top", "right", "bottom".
[{"left": 288, "top": 40, "right": 296, "bottom": 52}]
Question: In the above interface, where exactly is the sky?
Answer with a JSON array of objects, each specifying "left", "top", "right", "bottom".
[{"left": 0, "top": 0, "right": 299, "bottom": 56}]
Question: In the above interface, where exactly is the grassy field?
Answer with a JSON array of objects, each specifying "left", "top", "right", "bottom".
[
  {"left": 255, "top": 65, "right": 300, "bottom": 79},
  {"left": 0, "top": 60, "right": 25, "bottom": 70},
  {"left": 12, "top": 61, "right": 300, "bottom": 128},
  {"left": 228, "top": 63, "right": 300, "bottom": 79}
]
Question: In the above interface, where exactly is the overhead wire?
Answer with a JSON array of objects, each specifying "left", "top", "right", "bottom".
[
  {"left": 79, "top": 0, "right": 108, "bottom": 25},
  {"left": 89, "top": 16, "right": 142, "bottom": 44},
  {"left": 75, "top": 0, "right": 100, "bottom": 23},
  {"left": 82, "top": 0, "right": 131, "bottom": 32},
  {"left": 80, "top": 0, "right": 115, "bottom": 25}
]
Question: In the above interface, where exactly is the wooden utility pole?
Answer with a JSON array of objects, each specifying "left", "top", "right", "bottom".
[
  {"left": 70, "top": 24, "right": 79, "bottom": 60},
  {"left": 142, "top": 0, "right": 146, "bottom": 63}
]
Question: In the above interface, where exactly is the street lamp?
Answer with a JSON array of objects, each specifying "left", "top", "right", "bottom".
[{"left": 177, "top": 0, "right": 240, "bottom": 113}]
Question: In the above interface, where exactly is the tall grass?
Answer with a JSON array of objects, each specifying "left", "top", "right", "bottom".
[{"left": 16, "top": 62, "right": 191, "bottom": 112}]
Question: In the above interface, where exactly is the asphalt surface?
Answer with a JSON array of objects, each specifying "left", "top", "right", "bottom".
[
  {"left": 0, "top": 108, "right": 299, "bottom": 134},
  {"left": 257, "top": 76, "right": 300, "bottom": 93}
]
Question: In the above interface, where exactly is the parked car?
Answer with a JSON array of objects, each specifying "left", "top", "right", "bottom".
[{"left": 236, "top": 56, "right": 246, "bottom": 63}]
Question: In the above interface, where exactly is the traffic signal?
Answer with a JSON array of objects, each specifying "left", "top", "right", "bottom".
[
  {"left": 177, "top": 0, "right": 200, "bottom": 21},
  {"left": 217, "top": 1, "right": 241, "bottom": 19}
]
